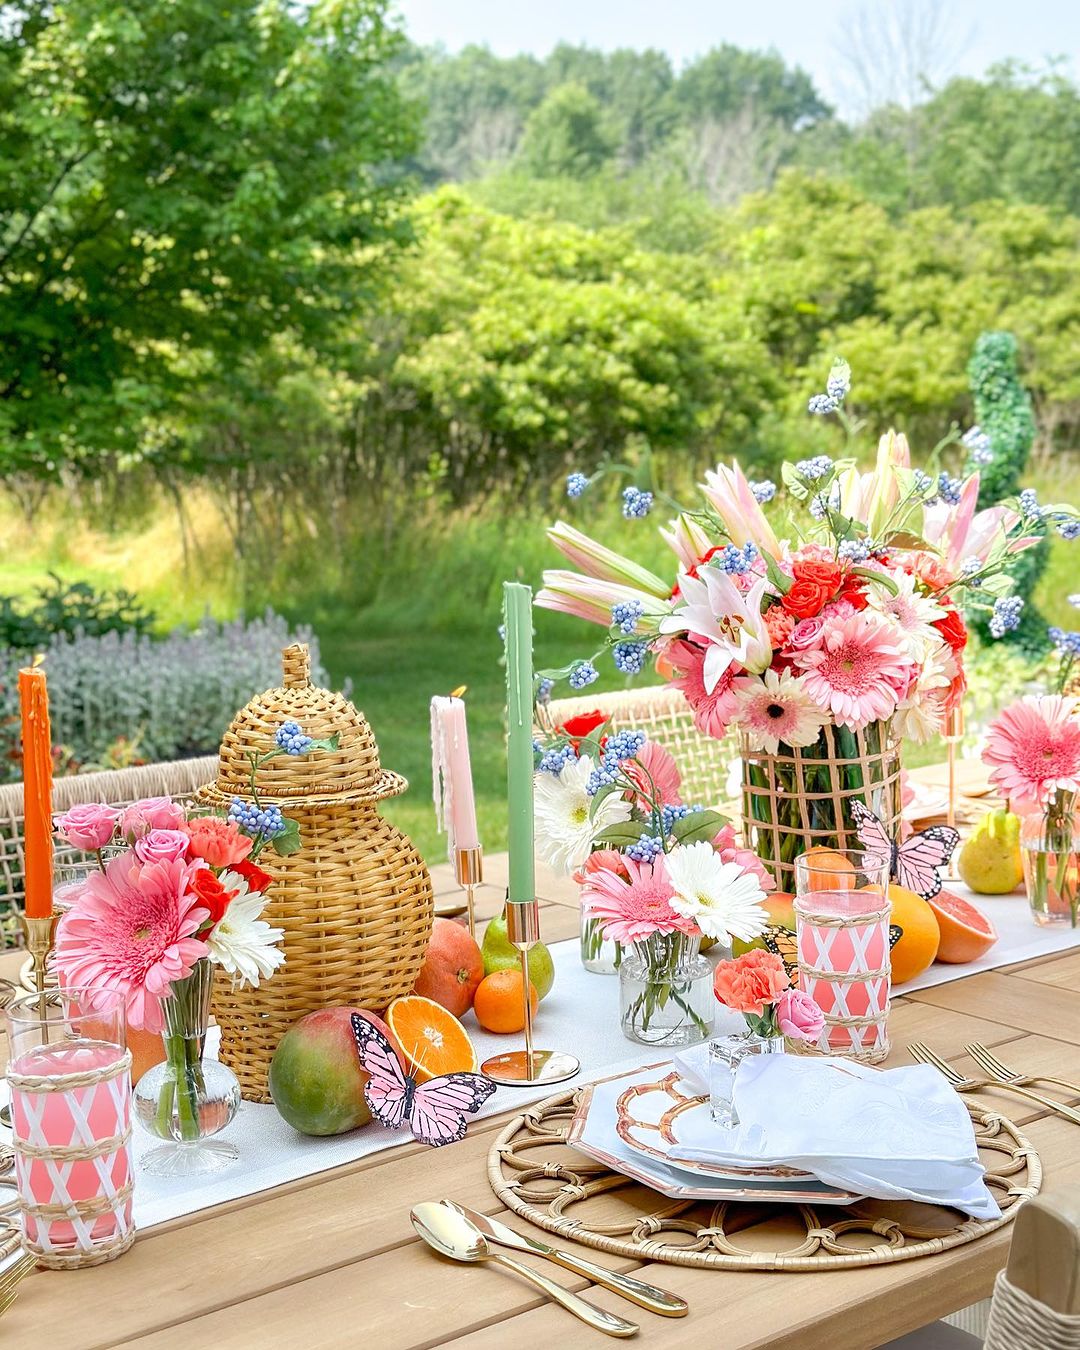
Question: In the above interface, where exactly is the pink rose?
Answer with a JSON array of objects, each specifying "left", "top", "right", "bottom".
[
  {"left": 54, "top": 803, "right": 120, "bottom": 851},
  {"left": 775, "top": 988, "right": 825, "bottom": 1043},
  {"left": 784, "top": 615, "right": 827, "bottom": 654},
  {"left": 121, "top": 796, "right": 187, "bottom": 840},
  {"left": 134, "top": 829, "right": 191, "bottom": 865}
]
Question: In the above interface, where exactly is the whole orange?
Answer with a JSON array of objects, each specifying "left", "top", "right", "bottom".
[
  {"left": 412, "top": 917, "right": 485, "bottom": 1017},
  {"left": 473, "top": 970, "right": 539, "bottom": 1034},
  {"left": 800, "top": 847, "right": 857, "bottom": 891},
  {"left": 888, "top": 885, "right": 941, "bottom": 984}
]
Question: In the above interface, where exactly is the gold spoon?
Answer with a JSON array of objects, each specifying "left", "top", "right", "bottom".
[{"left": 410, "top": 1202, "right": 638, "bottom": 1338}]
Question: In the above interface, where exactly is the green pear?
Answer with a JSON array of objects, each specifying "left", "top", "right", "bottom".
[
  {"left": 481, "top": 908, "right": 555, "bottom": 1000},
  {"left": 957, "top": 809, "right": 1024, "bottom": 894}
]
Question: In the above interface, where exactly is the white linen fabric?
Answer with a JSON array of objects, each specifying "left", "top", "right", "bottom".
[{"left": 667, "top": 1052, "right": 1000, "bottom": 1220}]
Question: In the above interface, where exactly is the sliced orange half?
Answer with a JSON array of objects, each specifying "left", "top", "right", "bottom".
[{"left": 386, "top": 994, "right": 479, "bottom": 1083}]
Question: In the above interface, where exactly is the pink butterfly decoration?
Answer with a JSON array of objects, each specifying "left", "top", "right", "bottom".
[
  {"left": 350, "top": 1014, "right": 496, "bottom": 1147},
  {"left": 850, "top": 800, "right": 958, "bottom": 899}
]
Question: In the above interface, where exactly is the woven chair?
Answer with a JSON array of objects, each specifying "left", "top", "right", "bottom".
[
  {"left": 542, "top": 684, "right": 736, "bottom": 808},
  {"left": 884, "top": 1186, "right": 1080, "bottom": 1348},
  {"left": 0, "top": 756, "right": 218, "bottom": 925}
]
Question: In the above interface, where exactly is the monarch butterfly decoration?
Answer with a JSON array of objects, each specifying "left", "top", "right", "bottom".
[{"left": 763, "top": 922, "right": 904, "bottom": 985}]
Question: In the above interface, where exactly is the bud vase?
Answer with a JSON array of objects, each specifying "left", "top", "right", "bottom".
[
  {"left": 1021, "top": 794, "right": 1080, "bottom": 928},
  {"left": 580, "top": 907, "right": 623, "bottom": 975},
  {"left": 132, "top": 958, "right": 241, "bottom": 1175},
  {"left": 708, "top": 1031, "right": 785, "bottom": 1126},
  {"left": 619, "top": 932, "right": 713, "bottom": 1047}
]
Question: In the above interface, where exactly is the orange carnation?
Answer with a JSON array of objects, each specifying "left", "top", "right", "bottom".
[{"left": 713, "top": 949, "right": 789, "bottom": 1016}]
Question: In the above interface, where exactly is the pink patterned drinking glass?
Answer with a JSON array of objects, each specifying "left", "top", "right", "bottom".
[
  {"left": 5, "top": 988, "right": 135, "bottom": 1268},
  {"left": 794, "top": 850, "right": 892, "bottom": 1064}
]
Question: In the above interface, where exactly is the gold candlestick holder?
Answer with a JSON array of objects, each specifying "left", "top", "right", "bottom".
[
  {"left": 455, "top": 846, "right": 483, "bottom": 939},
  {"left": 945, "top": 705, "right": 965, "bottom": 878},
  {"left": 2, "top": 913, "right": 56, "bottom": 1128},
  {"left": 481, "top": 898, "right": 579, "bottom": 1087}
]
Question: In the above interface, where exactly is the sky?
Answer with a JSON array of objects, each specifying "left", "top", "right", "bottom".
[{"left": 392, "top": 0, "right": 1078, "bottom": 114}]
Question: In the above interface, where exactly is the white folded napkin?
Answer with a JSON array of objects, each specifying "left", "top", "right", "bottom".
[{"left": 668, "top": 1051, "right": 1000, "bottom": 1221}]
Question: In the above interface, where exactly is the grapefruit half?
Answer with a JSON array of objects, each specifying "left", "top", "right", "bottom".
[{"left": 926, "top": 888, "right": 998, "bottom": 964}]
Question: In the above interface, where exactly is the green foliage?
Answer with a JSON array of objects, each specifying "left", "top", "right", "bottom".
[
  {"left": 962, "top": 332, "right": 1048, "bottom": 652},
  {"left": 0, "top": 574, "right": 155, "bottom": 649},
  {"left": 518, "top": 83, "right": 615, "bottom": 178},
  {"left": 0, "top": 0, "right": 417, "bottom": 476},
  {"left": 671, "top": 45, "right": 831, "bottom": 131}
]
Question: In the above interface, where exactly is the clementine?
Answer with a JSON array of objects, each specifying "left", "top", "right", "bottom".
[
  {"left": 800, "top": 847, "right": 857, "bottom": 891},
  {"left": 473, "top": 970, "right": 539, "bottom": 1034},
  {"left": 887, "top": 885, "right": 941, "bottom": 984},
  {"left": 926, "top": 888, "right": 998, "bottom": 964},
  {"left": 385, "top": 995, "right": 478, "bottom": 1083}
]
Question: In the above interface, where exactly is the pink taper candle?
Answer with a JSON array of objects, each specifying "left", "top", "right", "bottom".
[{"left": 431, "top": 694, "right": 481, "bottom": 853}]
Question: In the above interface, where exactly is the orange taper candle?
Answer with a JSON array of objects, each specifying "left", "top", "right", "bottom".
[{"left": 19, "top": 665, "right": 54, "bottom": 919}]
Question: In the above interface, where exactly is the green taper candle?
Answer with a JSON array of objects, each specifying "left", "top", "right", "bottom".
[{"left": 503, "top": 581, "right": 535, "bottom": 905}]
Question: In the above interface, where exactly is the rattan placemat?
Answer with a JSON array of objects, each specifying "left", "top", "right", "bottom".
[{"left": 488, "top": 1088, "right": 1040, "bottom": 1271}]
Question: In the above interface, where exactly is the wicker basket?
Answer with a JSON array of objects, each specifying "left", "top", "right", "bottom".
[
  {"left": 195, "top": 643, "right": 434, "bottom": 1102},
  {"left": 741, "top": 721, "right": 902, "bottom": 891}
]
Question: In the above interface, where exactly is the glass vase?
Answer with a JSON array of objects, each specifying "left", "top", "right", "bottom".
[
  {"left": 708, "top": 1030, "right": 786, "bottom": 1127},
  {"left": 740, "top": 721, "right": 901, "bottom": 893},
  {"left": 618, "top": 932, "right": 713, "bottom": 1047},
  {"left": 132, "top": 958, "right": 241, "bottom": 1176},
  {"left": 1021, "top": 794, "right": 1080, "bottom": 928},
  {"left": 580, "top": 908, "right": 622, "bottom": 975}
]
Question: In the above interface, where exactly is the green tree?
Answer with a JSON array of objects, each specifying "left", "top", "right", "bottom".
[
  {"left": 671, "top": 45, "right": 832, "bottom": 131},
  {"left": 518, "top": 82, "right": 615, "bottom": 178},
  {"left": 0, "top": 0, "right": 417, "bottom": 477}
]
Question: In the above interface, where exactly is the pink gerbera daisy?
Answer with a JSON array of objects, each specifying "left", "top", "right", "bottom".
[
  {"left": 794, "top": 613, "right": 914, "bottom": 730},
  {"left": 983, "top": 695, "right": 1080, "bottom": 809},
  {"left": 54, "top": 854, "right": 210, "bottom": 1033},
  {"left": 581, "top": 855, "right": 697, "bottom": 946},
  {"left": 666, "top": 640, "right": 744, "bottom": 740},
  {"left": 622, "top": 739, "right": 683, "bottom": 810}
]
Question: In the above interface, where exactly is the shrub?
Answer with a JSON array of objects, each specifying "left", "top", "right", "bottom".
[
  {"left": 0, "top": 610, "right": 331, "bottom": 780},
  {"left": 0, "top": 574, "right": 156, "bottom": 649}
]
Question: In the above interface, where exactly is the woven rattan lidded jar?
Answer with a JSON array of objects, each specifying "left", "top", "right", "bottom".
[{"left": 196, "top": 643, "right": 434, "bottom": 1102}]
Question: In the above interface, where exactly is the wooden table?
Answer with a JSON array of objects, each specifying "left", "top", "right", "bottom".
[{"left": 2, "top": 857, "right": 1079, "bottom": 1350}]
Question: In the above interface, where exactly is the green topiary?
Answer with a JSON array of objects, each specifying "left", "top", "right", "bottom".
[{"left": 964, "top": 331, "right": 1048, "bottom": 653}]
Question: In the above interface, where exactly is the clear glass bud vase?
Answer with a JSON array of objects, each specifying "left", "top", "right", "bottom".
[
  {"left": 618, "top": 932, "right": 713, "bottom": 1047},
  {"left": 580, "top": 907, "right": 623, "bottom": 975},
  {"left": 1021, "top": 792, "right": 1080, "bottom": 928},
  {"left": 133, "top": 958, "right": 241, "bottom": 1176}
]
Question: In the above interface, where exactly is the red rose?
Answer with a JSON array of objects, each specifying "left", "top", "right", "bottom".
[
  {"left": 558, "top": 711, "right": 607, "bottom": 748},
  {"left": 836, "top": 576, "right": 870, "bottom": 611},
  {"left": 191, "top": 867, "right": 237, "bottom": 930},
  {"left": 792, "top": 559, "right": 842, "bottom": 592},
  {"left": 934, "top": 608, "right": 968, "bottom": 652},
  {"left": 686, "top": 545, "right": 727, "bottom": 580},
  {"left": 781, "top": 578, "right": 832, "bottom": 619},
  {"left": 231, "top": 857, "right": 274, "bottom": 895}
]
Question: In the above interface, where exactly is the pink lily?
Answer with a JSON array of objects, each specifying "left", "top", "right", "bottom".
[
  {"left": 537, "top": 570, "right": 672, "bottom": 628},
  {"left": 546, "top": 522, "right": 670, "bottom": 597},
  {"left": 660, "top": 571, "right": 772, "bottom": 690},
  {"left": 701, "top": 463, "right": 779, "bottom": 555},
  {"left": 661, "top": 512, "right": 713, "bottom": 570}
]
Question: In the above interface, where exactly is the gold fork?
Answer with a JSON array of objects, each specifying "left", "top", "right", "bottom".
[
  {"left": 909, "top": 1043, "right": 1080, "bottom": 1125},
  {"left": 966, "top": 1043, "right": 1080, "bottom": 1100}
]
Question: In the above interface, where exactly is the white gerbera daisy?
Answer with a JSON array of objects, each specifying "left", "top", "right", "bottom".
[
  {"left": 735, "top": 668, "right": 828, "bottom": 754},
  {"left": 208, "top": 873, "right": 285, "bottom": 988},
  {"left": 534, "top": 754, "right": 632, "bottom": 875},
  {"left": 893, "top": 648, "right": 956, "bottom": 743},
  {"left": 867, "top": 569, "right": 945, "bottom": 660},
  {"left": 665, "top": 841, "right": 768, "bottom": 942}
]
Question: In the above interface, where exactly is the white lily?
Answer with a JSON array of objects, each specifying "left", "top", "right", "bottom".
[
  {"left": 547, "top": 521, "right": 671, "bottom": 597},
  {"left": 661, "top": 512, "right": 713, "bottom": 570},
  {"left": 537, "top": 570, "right": 671, "bottom": 629},
  {"left": 661, "top": 570, "right": 772, "bottom": 690},
  {"left": 701, "top": 462, "right": 780, "bottom": 554}
]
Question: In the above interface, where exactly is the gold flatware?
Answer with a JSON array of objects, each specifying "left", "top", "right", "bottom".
[
  {"left": 909, "top": 1043, "right": 1080, "bottom": 1125},
  {"left": 410, "top": 1202, "right": 638, "bottom": 1338},
  {"left": 0, "top": 1252, "right": 35, "bottom": 1317},
  {"left": 965, "top": 1043, "right": 1080, "bottom": 1100},
  {"left": 442, "top": 1201, "right": 686, "bottom": 1318}
]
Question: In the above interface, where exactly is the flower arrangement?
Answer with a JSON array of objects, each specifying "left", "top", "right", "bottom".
[
  {"left": 712, "top": 950, "right": 824, "bottom": 1045},
  {"left": 533, "top": 711, "right": 773, "bottom": 1042},
  {"left": 53, "top": 717, "right": 338, "bottom": 1152},
  {"left": 983, "top": 636, "right": 1080, "bottom": 926}
]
